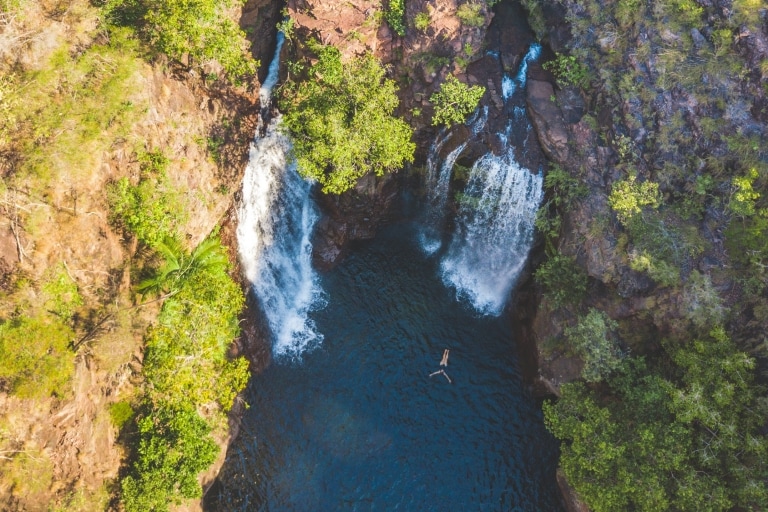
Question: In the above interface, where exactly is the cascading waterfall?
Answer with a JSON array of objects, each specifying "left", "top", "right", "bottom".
[
  {"left": 427, "top": 43, "right": 544, "bottom": 315},
  {"left": 236, "top": 31, "right": 326, "bottom": 359},
  {"left": 420, "top": 107, "right": 488, "bottom": 254}
]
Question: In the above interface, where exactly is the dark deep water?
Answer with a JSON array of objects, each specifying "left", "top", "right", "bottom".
[{"left": 206, "top": 224, "right": 564, "bottom": 511}]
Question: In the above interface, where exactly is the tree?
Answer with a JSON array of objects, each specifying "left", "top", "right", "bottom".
[
  {"left": 280, "top": 43, "right": 415, "bottom": 194},
  {"left": 103, "top": 0, "right": 257, "bottom": 79},
  {"left": 544, "top": 329, "right": 768, "bottom": 512},
  {"left": 121, "top": 405, "right": 219, "bottom": 512},
  {"left": 430, "top": 75, "right": 485, "bottom": 127}
]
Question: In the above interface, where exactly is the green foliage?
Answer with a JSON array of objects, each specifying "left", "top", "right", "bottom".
[
  {"left": 544, "top": 164, "right": 588, "bottom": 208},
  {"left": 729, "top": 167, "right": 762, "bottom": 218},
  {"left": 107, "top": 149, "right": 187, "bottom": 247},
  {"left": 276, "top": 14, "right": 295, "bottom": 42},
  {"left": 544, "top": 329, "right": 768, "bottom": 512},
  {"left": 609, "top": 175, "right": 660, "bottom": 225},
  {"left": 413, "top": 11, "right": 431, "bottom": 32},
  {"left": 280, "top": 43, "right": 415, "bottom": 194},
  {"left": 104, "top": 0, "right": 257, "bottom": 79},
  {"left": 430, "top": 75, "right": 486, "bottom": 127},
  {"left": 141, "top": 236, "right": 248, "bottom": 411},
  {"left": 108, "top": 400, "right": 135, "bottom": 429},
  {"left": 543, "top": 53, "right": 590, "bottom": 89},
  {"left": 42, "top": 264, "right": 82, "bottom": 320},
  {"left": 121, "top": 405, "right": 218, "bottom": 512},
  {"left": 121, "top": 234, "right": 249, "bottom": 510},
  {"left": 682, "top": 271, "right": 726, "bottom": 329},
  {"left": 565, "top": 308, "right": 622, "bottom": 382},
  {"left": 0, "top": 315, "right": 75, "bottom": 398},
  {"left": 534, "top": 254, "right": 587, "bottom": 309},
  {"left": 455, "top": 2, "right": 485, "bottom": 28},
  {"left": 384, "top": 0, "right": 406, "bottom": 36},
  {"left": 137, "top": 235, "right": 229, "bottom": 296}
]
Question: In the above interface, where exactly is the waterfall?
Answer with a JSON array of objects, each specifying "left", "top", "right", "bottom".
[
  {"left": 427, "top": 44, "right": 544, "bottom": 315},
  {"left": 237, "top": 31, "right": 325, "bottom": 359},
  {"left": 420, "top": 107, "right": 488, "bottom": 254},
  {"left": 259, "top": 30, "right": 285, "bottom": 113}
]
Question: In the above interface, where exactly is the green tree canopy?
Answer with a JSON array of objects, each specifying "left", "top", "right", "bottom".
[
  {"left": 280, "top": 43, "right": 415, "bottom": 194},
  {"left": 544, "top": 328, "right": 768, "bottom": 512},
  {"left": 430, "top": 75, "right": 485, "bottom": 127}
]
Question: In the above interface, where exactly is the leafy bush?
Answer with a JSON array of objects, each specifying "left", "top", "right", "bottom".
[
  {"left": 120, "top": 235, "right": 249, "bottom": 510},
  {"left": 384, "top": 0, "right": 406, "bottom": 36},
  {"left": 565, "top": 308, "right": 623, "bottom": 382},
  {"left": 121, "top": 405, "right": 219, "bottom": 512},
  {"left": 107, "top": 149, "right": 187, "bottom": 247},
  {"left": 609, "top": 175, "right": 660, "bottom": 225},
  {"left": 109, "top": 400, "right": 135, "bottom": 429},
  {"left": 455, "top": 2, "right": 485, "bottom": 28},
  {"left": 534, "top": 254, "right": 587, "bottom": 309},
  {"left": 413, "top": 11, "right": 431, "bottom": 32},
  {"left": 682, "top": 271, "right": 726, "bottom": 329},
  {"left": 104, "top": 0, "right": 257, "bottom": 79},
  {"left": 543, "top": 53, "right": 590, "bottom": 89},
  {"left": 430, "top": 75, "right": 486, "bottom": 127},
  {"left": 280, "top": 43, "right": 415, "bottom": 194}
]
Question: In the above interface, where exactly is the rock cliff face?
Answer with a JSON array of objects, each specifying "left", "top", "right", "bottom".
[
  {"left": 515, "top": 0, "right": 768, "bottom": 394},
  {"left": 0, "top": 1, "right": 259, "bottom": 508}
]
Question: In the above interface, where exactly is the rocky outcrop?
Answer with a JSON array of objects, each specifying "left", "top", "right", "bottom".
[{"left": 526, "top": 79, "right": 570, "bottom": 162}]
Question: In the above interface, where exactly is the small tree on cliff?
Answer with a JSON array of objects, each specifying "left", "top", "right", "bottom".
[
  {"left": 430, "top": 75, "right": 485, "bottom": 127},
  {"left": 280, "top": 42, "right": 415, "bottom": 194}
]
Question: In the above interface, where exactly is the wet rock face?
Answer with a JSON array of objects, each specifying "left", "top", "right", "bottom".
[{"left": 312, "top": 172, "right": 401, "bottom": 270}]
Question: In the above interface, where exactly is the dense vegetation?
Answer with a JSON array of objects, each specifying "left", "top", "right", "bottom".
[
  {"left": 120, "top": 234, "right": 249, "bottom": 511},
  {"left": 0, "top": 0, "right": 251, "bottom": 508},
  {"left": 280, "top": 41, "right": 415, "bottom": 194},
  {"left": 102, "top": 0, "right": 257, "bottom": 78},
  {"left": 527, "top": 0, "right": 768, "bottom": 507}
]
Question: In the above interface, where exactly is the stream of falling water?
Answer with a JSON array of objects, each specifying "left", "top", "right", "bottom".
[
  {"left": 236, "top": 32, "right": 326, "bottom": 359},
  {"left": 422, "top": 43, "right": 544, "bottom": 315}
]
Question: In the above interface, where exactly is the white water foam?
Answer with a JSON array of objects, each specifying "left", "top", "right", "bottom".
[
  {"left": 502, "top": 43, "right": 542, "bottom": 101},
  {"left": 440, "top": 153, "right": 543, "bottom": 315},
  {"left": 237, "top": 121, "right": 326, "bottom": 359}
]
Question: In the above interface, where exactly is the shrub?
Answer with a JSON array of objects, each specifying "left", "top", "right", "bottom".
[
  {"left": 456, "top": 2, "right": 485, "bottom": 27},
  {"left": 121, "top": 405, "right": 219, "bottom": 512},
  {"left": 543, "top": 53, "right": 590, "bottom": 89},
  {"left": 534, "top": 254, "right": 588, "bottom": 309},
  {"left": 384, "top": 0, "right": 406, "bottom": 36},
  {"left": 545, "top": 329, "right": 768, "bottom": 511},
  {"left": 280, "top": 43, "right": 415, "bottom": 194},
  {"left": 105, "top": 0, "right": 258, "bottom": 79},
  {"left": 109, "top": 400, "right": 135, "bottom": 429},
  {"left": 565, "top": 308, "right": 623, "bottom": 382},
  {"left": 107, "top": 149, "right": 187, "bottom": 247},
  {"left": 120, "top": 235, "right": 249, "bottom": 510},
  {"left": 413, "top": 11, "right": 431, "bottom": 32},
  {"left": 430, "top": 75, "right": 486, "bottom": 127},
  {"left": 609, "top": 175, "right": 660, "bottom": 225}
]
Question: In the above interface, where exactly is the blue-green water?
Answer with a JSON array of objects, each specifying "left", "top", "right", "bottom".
[{"left": 206, "top": 224, "right": 563, "bottom": 511}]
